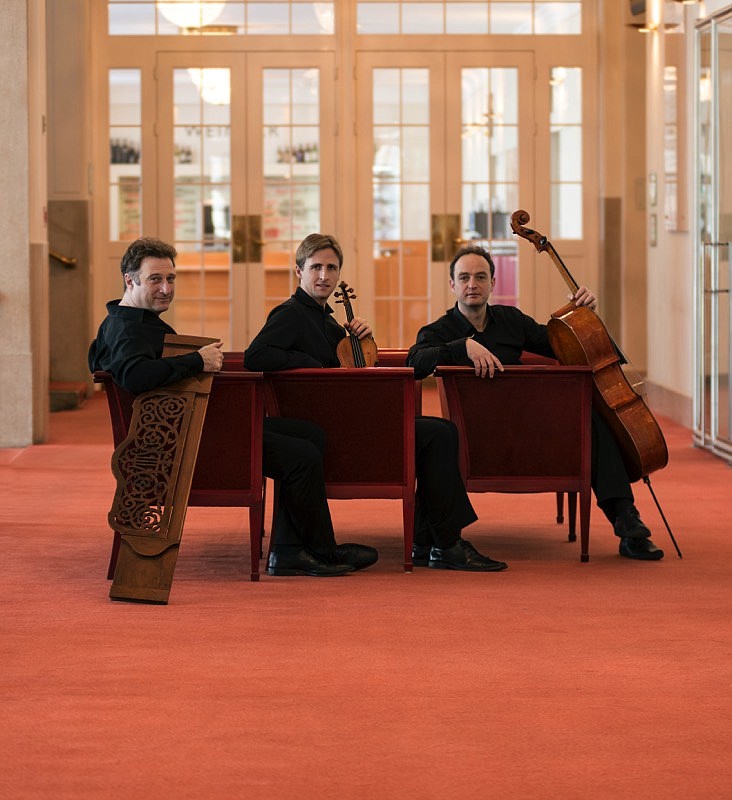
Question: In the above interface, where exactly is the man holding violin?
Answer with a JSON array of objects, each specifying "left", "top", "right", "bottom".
[
  {"left": 245, "top": 233, "right": 508, "bottom": 573},
  {"left": 406, "top": 244, "right": 664, "bottom": 561}
]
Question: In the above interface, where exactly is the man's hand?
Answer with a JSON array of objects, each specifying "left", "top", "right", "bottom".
[
  {"left": 571, "top": 286, "right": 598, "bottom": 311},
  {"left": 199, "top": 341, "right": 224, "bottom": 372},
  {"left": 465, "top": 337, "right": 504, "bottom": 378},
  {"left": 344, "top": 316, "right": 373, "bottom": 340}
]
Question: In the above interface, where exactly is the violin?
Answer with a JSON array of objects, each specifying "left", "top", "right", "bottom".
[
  {"left": 510, "top": 209, "right": 668, "bottom": 482},
  {"left": 334, "top": 281, "right": 379, "bottom": 368}
]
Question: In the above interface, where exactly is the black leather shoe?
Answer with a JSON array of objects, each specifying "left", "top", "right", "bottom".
[
  {"left": 411, "top": 543, "right": 431, "bottom": 567},
  {"left": 267, "top": 549, "right": 354, "bottom": 577},
  {"left": 614, "top": 506, "right": 652, "bottom": 539},
  {"left": 333, "top": 543, "right": 379, "bottom": 570},
  {"left": 428, "top": 538, "right": 508, "bottom": 572},
  {"left": 619, "top": 537, "right": 664, "bottom": 561}
]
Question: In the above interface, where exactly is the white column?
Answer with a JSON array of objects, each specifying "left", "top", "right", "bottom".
[{"left": 0, "top": 0, "right": 48, "bottom": 446}]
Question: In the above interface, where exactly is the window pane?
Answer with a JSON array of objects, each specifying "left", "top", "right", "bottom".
[
  {"left": 551, "top": 183, "right": 582, "bottom": 238},
  {"left": 402, "top": 69, "right": 429, "bottom": 124},
  {"left": 402, "top": 3, "right": 443, "bottom": 34},
  {"left": 108, "top": 3, "right": 156, "bottom": 35},
  {"left": 490, "top": 2, "right": 532, "bottom": 34},
  {"left": 374, "top": 127, "right": 401, "bottom": 177},
  {"left": 446, "top": 3, "right": 488, "bottom": 34},
  {"left": 358, "top": 2, "right": 399, "bottom": 33},
  {"left": 402, "top": 127, "right": 429, "bottom": 181},
  {"left": 374, "top": 182, "right": 401, "bottom": 239},
  {"left": 550, "top": 67, "right": 582, "bottom": 124},
  {"left": 264, "top": 71, "right": 291, "bottom": 125},
  {"left": 109, "top": 70, "right": 142, "bottom": 125},
  {"left": 292, "top": 69, "right": 320, "bottom": 125},
  {"left": 550, "top": 126, "right": 581, "bottom": 182},
  {"left": 109, "top": 68, "right": 141, "bottom": 241},
  {"left": 374, "top": 70, "right": 400, "bottom": 125},
  {"left": 292, "top": 2, "right": 334, "bottom": 34},
  {"left": 402, "top": 184, "right": 430, "bottom": 238},
  {"left": 535, "top": 2, "right": 581, "bottom": 35},
  {"left": 248, "top": 3, "right": 289, "bottom": 33}
]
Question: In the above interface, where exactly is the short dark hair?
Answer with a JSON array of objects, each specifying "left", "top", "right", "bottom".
[
  {"left": 449, "top": 245, "right": 495, "bottom": 280},
  {"left": 120, "top": 237, "right": 177, "bottom": 279},
  {"left": 295, "top": 233, "right": 343, "bottom": 270}
]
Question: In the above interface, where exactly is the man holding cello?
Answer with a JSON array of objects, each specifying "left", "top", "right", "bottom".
[
  {"left": 406, "top": 244, "right": 664, "bottom": 561},
  {"left": 245, "top": 233, "right": 508, "bottom": 573}
]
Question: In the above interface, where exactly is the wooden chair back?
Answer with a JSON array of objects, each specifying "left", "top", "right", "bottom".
[
  {"left": 263, "top": 368, "right": 416, "bottom": 570},
  {"left": 434, "top": 365, "right": 593, "bottom": 561},
  {"left": 376, "top": 348, "right": 422, "bottom": 414}
]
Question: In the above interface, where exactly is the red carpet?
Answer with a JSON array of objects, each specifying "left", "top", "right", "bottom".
[{"left": 1, "top": 392, "right": 730, "bottom": 798}]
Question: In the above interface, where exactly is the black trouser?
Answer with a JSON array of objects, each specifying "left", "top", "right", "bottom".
[
  {"left": 263, "top": 417, "right": 337, "bottom": 556},
  {"left": 591, "top": 411, "right": 635, "bottom": 509},
  {"left": 414, "top": 416, "right": 478, "bottom": 549}
]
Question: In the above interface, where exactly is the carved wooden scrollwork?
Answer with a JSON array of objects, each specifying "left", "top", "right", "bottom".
[
  {"left": 107, "top": 334, "right": 217, "bottom": 604},
  {"left": 110, "top": 392, "right": 194, "bottom": 536}
]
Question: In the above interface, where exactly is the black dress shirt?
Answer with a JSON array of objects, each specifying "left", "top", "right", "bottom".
[
  {"left": 406, "top": 303, "right": 555, "bottom": 379},
  {"left": 244, "top": 287, "right": 346, "bottom": 371},
  {"left": 88, "top": 300, "right": 203, "bottom": 393}
]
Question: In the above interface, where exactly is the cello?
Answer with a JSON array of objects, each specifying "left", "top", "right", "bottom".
[
  {"left": 334, "top": 281, "right": 379, "bottom": 367},
  {"left": 510, "top": 209, "right": 668, "bottom": 483}
]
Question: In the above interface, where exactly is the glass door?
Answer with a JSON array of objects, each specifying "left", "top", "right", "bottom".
[
  {"left": 156, "top": 51, "right": 335, "bottom": 350},
  {"left": 695, "top": 14, "right": 732, "bottom": 463},
  {"left": 356, "top": 51, "right": 535, "bottom": 349}
]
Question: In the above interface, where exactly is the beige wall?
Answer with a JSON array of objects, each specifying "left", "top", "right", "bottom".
[{"left": 0, "top": 0, "right": 48, "bottom": 447}]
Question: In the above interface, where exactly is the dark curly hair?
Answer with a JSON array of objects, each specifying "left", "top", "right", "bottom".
[{"left": 120, "top": 237, "right": 177, "bottom": 282}]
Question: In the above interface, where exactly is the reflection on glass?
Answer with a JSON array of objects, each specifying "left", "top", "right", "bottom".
[
  {"left": 402, "top": 69, "right": 430, "bottom": 125},
  {"left": 460, "top": 64, "right": 520, "bottom": 298},
  {"left": 357, "top": 2, "right": 399, "bottom": 34},
  {"left": 248, "top": 3, "right": 289, "bottom": 34},
  {"left": 550, "top": 66, "right": 581, "bottom": 124},
  {"left": 292, "top": 2, "right": 335, "bottom": 34},
  {"left": 490, "top": 2, "right": 532, "bottom": 34},
  {"left": 402, "top": 127, "right": 429, "bottom": 182},
  {"left": 372, "top": 67, "right": 430, "bottom": 347},
  {"left": 374, "top": 127, "right": 401, "bottom": 177},
  {"left": 109, "top": 70, "right": 142, "bottom": 125},
  {"left": 551, "top": 183, "right": 582, "bottom": 239},
  {"left": 402, "top": 184, "right": 429, "bottom": 239},
  {"left": 402, "top": 2, "right": 442, "bottom": 34},
  {"left": 261, "top": 67, "right": 321, "bottom": 309},
  {"left": 550, "top": 66, "right": 582, "bottom": 239},
  {"left": 446, "top": 2, "right": 488, "bottom": 34},
  {"left": 108, "top": 1, "right": 582, "bottom": 36},
  {"left": 201, "top": 127, "right": 231, "bottom": 182},
  {"left": 373, "top": 182, "right": 401, "bottom": 240},
  {"left": 373, "top": 70, "right": 400, "bottom": 126},
  {"left": 108, "top": 3, "right": 156, "bottom": 35},
  {"left": 550, "top": 126, "right": 581, "bottom": 182},
  {"left": 535, "top": 2, "right": 581, "bottom": 34},
  {"left": 109, "top": 69, "right": 142, "bottom": 241},
  {"left": 171, "top": 65, "right": 232, "bottom": 339}
]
